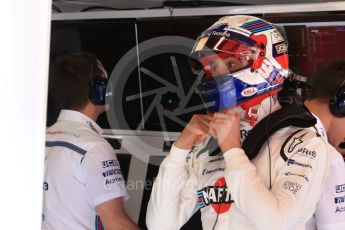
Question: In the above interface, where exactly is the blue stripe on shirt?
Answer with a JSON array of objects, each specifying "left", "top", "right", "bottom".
[{"left": 46, "top": 141, "right": 87, "bottom": 155}]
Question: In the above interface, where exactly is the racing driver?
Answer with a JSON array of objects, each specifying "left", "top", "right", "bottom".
[{"left": 146, "top": 15, "right": 331, "bottom": 230}]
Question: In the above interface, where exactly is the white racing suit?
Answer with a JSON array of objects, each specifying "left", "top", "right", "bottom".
[{"left": 147, "top": 115, "right": 330, "bottom": 230}]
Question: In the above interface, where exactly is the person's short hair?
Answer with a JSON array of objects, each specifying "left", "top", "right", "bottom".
[
  {"left": 49, "top": 52, "right": 105, "bottom": 110},
  {"left": 307, "top": 59, "right": 345, "bottom": 102}
]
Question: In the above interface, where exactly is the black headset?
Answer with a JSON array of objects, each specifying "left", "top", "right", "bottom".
[
  {"left": 332, "top": 83, "right": 345, "bottom": 153},
  {"left": 277, "top": 72, "right": 311, "bottom": 107},
  {"left": 80, "top": 52, "right": 110, "bottom": 105},
  {"left": 329, "top": 81, "right": 345, "bottom": 117},
  {"left": 89, "top": 75, "right": 110, "bottom": 105}
]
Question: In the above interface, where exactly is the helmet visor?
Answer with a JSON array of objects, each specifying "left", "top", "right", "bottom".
[{"left": 190, "top": 36, "right": 259, "bottom": 79}]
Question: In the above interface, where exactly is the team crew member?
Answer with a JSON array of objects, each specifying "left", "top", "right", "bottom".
[
  {"left": 305, "top": 60, "right": 345, "bottom": 230},
  {"left": 42, "top": 52, "right": 139, "bottom": 230},
  {"left": 147, "top": 15, "right": 330, "bottom": 229}
]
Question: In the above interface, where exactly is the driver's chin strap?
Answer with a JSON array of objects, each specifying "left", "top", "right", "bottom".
[{"left": 240, "top": 88, "right": 282, "bottom": 126}]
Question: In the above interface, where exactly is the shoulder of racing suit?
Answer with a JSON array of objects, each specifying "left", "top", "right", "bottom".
[
  {"left": 242, "top": 103, "right": 317, "bottom": 160},
  {"left": 279, "top": 128, "right": 321, "bottom": 163}
]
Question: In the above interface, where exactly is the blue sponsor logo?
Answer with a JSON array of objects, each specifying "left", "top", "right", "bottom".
[
  {"left": 284, "top": 172, "right": 309, "bottom": 182},
  {"left": 287, "top": 159, "right": 313, "bottom": 170}
]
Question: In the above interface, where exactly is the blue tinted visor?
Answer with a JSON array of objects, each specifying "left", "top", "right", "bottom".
[{"left": 195, "top": 74, "right": 237, "bottom": 112}]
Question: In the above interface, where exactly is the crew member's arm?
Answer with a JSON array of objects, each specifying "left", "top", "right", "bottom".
[
  {"left": 210, "top": 110, "right": 329, "bottom": 229},
  {"left": 146, "top": 114, "right": 212, "bottom": 230},
  {"left": 82, "top": 142, "right": 139, "bottom": 230},
  {"left": 97, "top": 197, "right": 139, "bottom": 230}
]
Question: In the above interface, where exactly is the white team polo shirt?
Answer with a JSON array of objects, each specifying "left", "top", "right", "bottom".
[
  {"left": 306, "top": 113, "right": 345, "bottom": 229},
  {"left": 42, "top": 110, "right": 128, "bottom": 230}
]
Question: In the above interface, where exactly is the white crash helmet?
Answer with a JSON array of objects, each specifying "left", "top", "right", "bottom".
[{"left": 189, "top": 15, "right": 289, "bottom": 113}]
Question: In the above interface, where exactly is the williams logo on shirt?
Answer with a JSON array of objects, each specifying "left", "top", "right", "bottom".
[{"left": 197, "top": 177, "right": 234, "bottom": 214}]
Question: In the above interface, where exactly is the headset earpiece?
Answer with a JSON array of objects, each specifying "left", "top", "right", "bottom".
[
  {"left": 89, "top": 75, "right": 109, "bottom": 105},
  {"left": 329, "top": 85, "right": 345, "bottom": 117},
  {"left": 79, "top": 52, "right": 110, "bottom": 106}
]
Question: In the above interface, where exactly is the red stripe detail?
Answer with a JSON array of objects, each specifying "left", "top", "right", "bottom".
[
  {"left": 207, "top": 88, "right": 283, "bottom": 117},
  {"left": 275, "top": 54, "right": 289, "bottom": 69},
  {"left": 241, "top": 88, "right": 283, "bottom": 126},
  {"left": 245, "top": 22, "right": 269, "bottom": 30}
]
